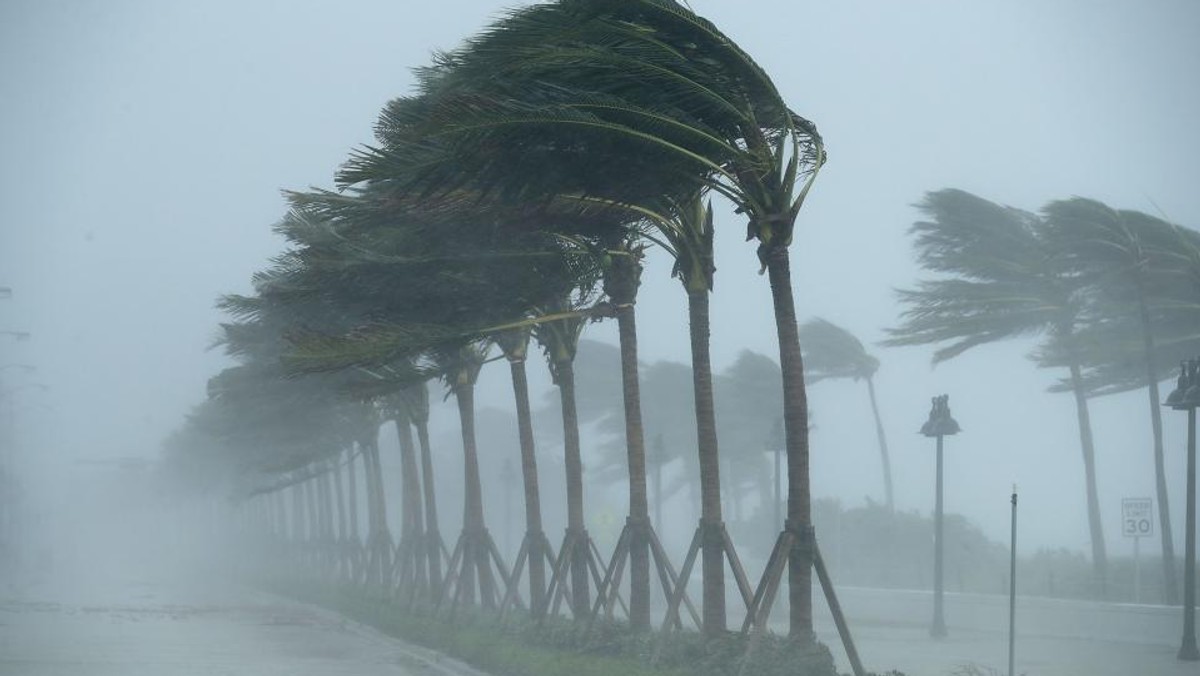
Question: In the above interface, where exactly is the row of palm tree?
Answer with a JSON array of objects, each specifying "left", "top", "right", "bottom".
[
  {"left": 886, "top": 188, "right": 1200, "bottom": 601},
  {"left": 163, "top": 0, "right": 833, "bottom": 642}
]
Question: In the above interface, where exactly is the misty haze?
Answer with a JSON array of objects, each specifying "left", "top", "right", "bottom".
[{"left": 2, "top": 2, "right": 1199, "bottom": 675}]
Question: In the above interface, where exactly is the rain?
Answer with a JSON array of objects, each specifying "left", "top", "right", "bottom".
[{"left": 1, "top": 1, "right": 1199, "bottom": 675}]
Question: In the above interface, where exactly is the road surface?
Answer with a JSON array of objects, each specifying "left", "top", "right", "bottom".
[
  {"left": 0, "top": 570, "right": 488, "bottom": 676},
  {"left": 806, "top": 585, "right": 1198, "bottom": 676}
]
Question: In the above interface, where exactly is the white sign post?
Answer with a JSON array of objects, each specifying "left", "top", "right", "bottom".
[{"left": 1122, "top": 498, "right": 1154, "bottom": 603}]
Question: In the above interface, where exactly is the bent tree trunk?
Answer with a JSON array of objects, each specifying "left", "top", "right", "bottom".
[
  {"left": 615, "top": 298, "right": 652, "bottom": 629},
  {"left": 556, "top": 359, "right": 591, "bottom": 616},
  {"left": 395, "top": 414, "right": 427, "bottom": 589},
  {"left": 455, "top": 380, "right": 495, "bottom": 607},
  {"left": 411, "top": 388, "right": 443, "bottom": 596},
  {"left": 508, "top": 355, "right": 547, "bottom": 615},
  {"left": 363, "top": 434, "right": 392, "bottom": 587},
  {"left": 1138, "top": 294, "right": 1178, "bottom": 604},
  {"left": 766, "top": 247, "right": 814, "bottom": 639},
  {"left": 688, "top": 288, "right": 726, "bottom": 634},
  {"left": 1066, "top": 358, "right": 1109, "bottom": 595},
  {"left": 865, "top": 376, "right": 895, "bottom": 511}
]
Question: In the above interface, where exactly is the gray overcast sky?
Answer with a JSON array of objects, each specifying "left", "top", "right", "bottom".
[{"left": 2, "top": 0, "right": 1198, "bottom": 553}]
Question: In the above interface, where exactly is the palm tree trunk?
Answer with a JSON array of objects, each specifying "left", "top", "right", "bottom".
[
  {"left": 1066, "top": 359, "right": 1109, "bottom": 596},
  {"left": 688, "top": 288, "right": 726, "bottom": 634},
  {"left": 332, "top": 456, "right": 347, "bottom": 580},
  {"left": 616, "top": 302, "right": 652, "bottom": 629},
  {"left": 304, "top": 477, "right": 319, "bottom": 544},
  {"left": 394, "top": 416, "right": 426, "bottom": 588},
  {"left": 556, "top": 359, "right": 591, "bottom": 616},
  {"left": 509, "top": 357, "right": 547, "bottom": 615},
  {"left": 394, "top": 418, "right": 423, "bottom": 541},
  {"left": 274, "top": 490, "right": 287, "bottom": 541},
  {"left": 1138, "top": 293, "right": 1178, "bottom": 604},
  {"left": 291, "top": 482, "right": 305, "bottom": 544},
  {"left": 455, "top": 381, "right": 495, "bottom": 606},
  {"left": 765, "top": 247, "right": 814, "bottom": 639},
  {"left": 415, "top": 417, "right": 443, "bottom": 595},
  {"left": 363, "top": 435, "right": 392, "bottom": 586},
  {"left": 348, "top": 447, "right": 360, "bottom": 542},
  {"left": 333, "top": 457, "right": 347, "bottom": 543},
  {"left": 318, "top": 465, "right": 334, "bottom": 561},
  {"left": 865, "top": 376, "right": 895, "bottom": 511}
]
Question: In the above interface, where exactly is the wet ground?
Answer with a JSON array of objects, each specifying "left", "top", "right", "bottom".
[
  {"left": 0, "top": 572, "right": 487, "bottom": 676},
  {"left": 2, "top": 557, "right": 1195, "bottom": 676},
  {"left": 806, "top": 585, "right": 1199, "bottom": 676}
]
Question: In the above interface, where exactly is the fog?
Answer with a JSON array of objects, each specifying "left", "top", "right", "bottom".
[{"left": 2, "top": 1, "right": 1199, "bottom": 675}]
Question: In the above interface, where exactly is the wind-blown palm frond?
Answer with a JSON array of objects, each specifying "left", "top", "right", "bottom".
[
  {"left": 800, "top": 318, "right": 879, "bottom": 382},
  {"left": 884, "top": 189, "right": 1081, "bottom": 363}
]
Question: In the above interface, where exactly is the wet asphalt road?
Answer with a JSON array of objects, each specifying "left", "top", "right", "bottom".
[{"left": 0, "top": 573, "right": 487, "bottom": 676}]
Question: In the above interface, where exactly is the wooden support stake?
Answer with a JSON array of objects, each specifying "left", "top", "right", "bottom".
[
  {"left": 814, "top": 538, "right": 865, "bottom": 676},
  {"left": 658, "top": 527, "right": 702, "bottom": 633}
]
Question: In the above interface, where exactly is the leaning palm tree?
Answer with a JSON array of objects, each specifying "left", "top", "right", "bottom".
[
  {"left": 1040, "top": 199, "right": 1189, "bottom": 603},
  {"left": 428, "top": 341, "right": 509, "bottom": 610},
  {"left": 885, "top": 188, "right": 1109, "bottom": 593},
  {"left": 800, "top": 318, "right": 893, "bottom": 511}
]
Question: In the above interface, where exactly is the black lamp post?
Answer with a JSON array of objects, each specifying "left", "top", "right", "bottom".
[
  {"left": 921, "top": 394, "right": 960, "bottom": 638},
  {"left": 1165, "top": 358, "right": 1200, "bottom": 661}
]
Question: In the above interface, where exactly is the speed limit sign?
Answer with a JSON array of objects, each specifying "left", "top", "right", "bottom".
[{"left": 1121, "top": 498, "right": 1154, "bottom": 537}]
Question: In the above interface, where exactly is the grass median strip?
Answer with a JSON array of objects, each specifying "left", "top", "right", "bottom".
[{"left": 263, "top": 578, "right": 876, "bottom": 676}]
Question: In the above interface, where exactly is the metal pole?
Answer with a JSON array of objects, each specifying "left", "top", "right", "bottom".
[
  {"left": 932, "top": 434, "right": 946, "bottom": 638},
  {"left": 1008, "top": 485, "right": 1017, "bottom": 676},
  {"left": 1180, "top": 408, "right": 1198, "bottom": 661},
  {"left": 1134, "top": 535, "right": 1141, "bottom": 605}
]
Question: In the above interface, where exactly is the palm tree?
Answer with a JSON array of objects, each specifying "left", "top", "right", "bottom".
[
  {"left": 596, "top": 235, "right": 656, "bottom": 629},
  {"left": 885, "top": 188, "right": 1109, "bottom": 592},
  {"left": 656, "top": 195, "right": 738, "bottom": 634},
  {"left": 800, "top": 318, "right": 893, "bottom": 511},
  {"left": 385, "top": 390, "right": 428, "bottom": 599},
  {"left": 430, "top": 341, "right": 508, "bottom": 610}
]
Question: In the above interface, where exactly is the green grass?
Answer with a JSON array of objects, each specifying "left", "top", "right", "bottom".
[{"left": 262, "top": 577, "right": 870, "bottom": 676}]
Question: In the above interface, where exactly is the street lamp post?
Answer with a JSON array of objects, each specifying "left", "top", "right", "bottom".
[
  {"left": 921, "top": 394, "right": 960, "bottom": 639},
  {"left": 1166, "top": 359, "right": 1200, "bottom": 662}
]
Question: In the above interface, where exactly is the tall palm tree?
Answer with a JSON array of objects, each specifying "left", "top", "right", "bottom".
[
  {"left": 430, "top": 341, "right": 503, "bottom": 609},
  {"left": 885, "top": 188, "right": 1109, "bottom": 592},
  {"left": 800, "top": 318, "right": 893, "bottom": 511},
  {"left": 385, "top": 391, "right": 428, "bottom": 598},
  {"left": 657, "top": 195, "right": 736, "bottom": 634},
  {"left": 596, "top": 235, "right": 655, "bottom": 629}
]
